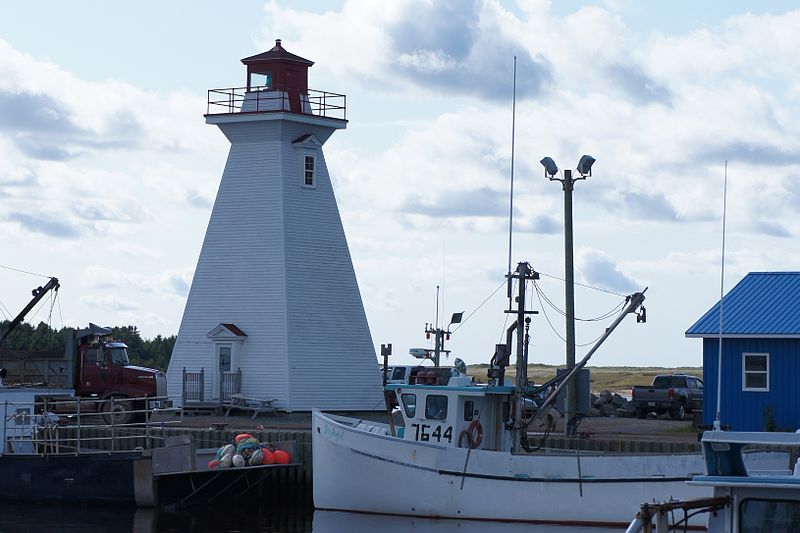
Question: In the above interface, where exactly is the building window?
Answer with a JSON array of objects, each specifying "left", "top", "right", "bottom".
[
  {"left": 303, "top": 155, "right": 315, "bottom": 187},
  {"left": 743, "top": 353, "right": 769, "bottom": 391}
]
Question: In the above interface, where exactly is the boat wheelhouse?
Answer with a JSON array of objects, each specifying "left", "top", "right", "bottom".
[
  {"left": 388, "top": 375, "right": 512, "bottom": 451},
  {"left": 629, "top": 431, "right": 800, "bottom": 532}
]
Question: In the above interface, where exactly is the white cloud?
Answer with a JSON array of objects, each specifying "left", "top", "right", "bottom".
[{"left": 2, "top": 2, "right": 799, "bottom": 368}]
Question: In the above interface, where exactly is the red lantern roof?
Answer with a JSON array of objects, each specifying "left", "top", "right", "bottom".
[{"left": 241, "top": 39, "right": 313, "bottom": 66}]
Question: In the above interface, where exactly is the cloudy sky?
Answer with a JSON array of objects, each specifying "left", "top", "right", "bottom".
[{"left": 1, "top": 1, "right": 798, "bottom": 368}]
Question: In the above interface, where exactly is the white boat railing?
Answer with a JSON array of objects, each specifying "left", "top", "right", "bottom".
[{"left": 2, "top": 395, "right": 183, "bottom": 456}]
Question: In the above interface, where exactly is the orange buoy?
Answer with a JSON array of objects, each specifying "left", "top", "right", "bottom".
[
  {"left": 207, "top": 459, "right": 221, "bottom": 470},
  {"left": 261, "top": 448, "right": 275, "bottom": 465},
  {"left": 273, "top": 449, "right": 291, "bottom": 464}
]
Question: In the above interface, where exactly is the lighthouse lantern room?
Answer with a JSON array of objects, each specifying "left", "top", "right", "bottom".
[{"left": 167, "top": 41, "right": 381, "bottom": 412}]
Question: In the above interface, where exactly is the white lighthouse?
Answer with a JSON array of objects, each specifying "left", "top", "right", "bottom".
[{"left": 167, "top": 40, "right": 383, "bottom": 411}]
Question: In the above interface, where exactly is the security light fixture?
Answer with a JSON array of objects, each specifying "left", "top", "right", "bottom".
[
  {"left": 540, "top": 157, "right": 558, "bottom": 178},
  {"left": 577, "top": 155, "right": 595, "bottom": 177}
]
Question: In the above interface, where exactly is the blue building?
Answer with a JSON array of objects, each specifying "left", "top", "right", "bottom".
[{"left": 686, "top": 272, "right": 800, "bottom": 431}]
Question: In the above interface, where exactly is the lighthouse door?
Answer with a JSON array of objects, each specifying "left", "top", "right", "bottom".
[{"left": 212, "top": 343, "right": 233, "bottom": 400}]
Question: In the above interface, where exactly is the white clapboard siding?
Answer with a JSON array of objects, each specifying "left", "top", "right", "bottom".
[{"left": 167, "top": 112, "right": 383, "bottom": 411}]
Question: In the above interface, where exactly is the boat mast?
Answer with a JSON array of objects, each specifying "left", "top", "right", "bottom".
[
  {"left": 714, "top": 161, "right": 729, "bottom": 431},
  {"left": 509, "top": 262, "right": 538, "bottom": 454}
]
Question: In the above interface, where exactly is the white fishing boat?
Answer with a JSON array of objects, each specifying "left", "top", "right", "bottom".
[
  {"left": 313, "top": 263, "right": 710, "bottom": 527},
  {"left": 627, "top": 430, "right": 800, "bottom": 532}
]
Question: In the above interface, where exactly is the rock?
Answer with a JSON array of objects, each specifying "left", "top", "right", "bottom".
[
  {"left": 615, "top": 408, "right": 635, "bottom": 418},
  {"left": 599, "top": 403, "right": 616, "bottom": 417},
  {"left": 610, "top": 393, "right": 626, "bottom": 408},
  {"left": 586, "top": 407, "right": 601, "bottom": 417},
  {"left": 657, "top": 412, "right": 671, "bottom": 420},
  {"left": 593, "top": 397, "right": 607, "bottom": 407},
  {"left": 594, "top": 390, "right": 612, "bottom": 407}
]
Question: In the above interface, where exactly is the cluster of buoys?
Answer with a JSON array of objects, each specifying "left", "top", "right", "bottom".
[{"left": 207, "top": 433, "right": 291, "bottom": 470}]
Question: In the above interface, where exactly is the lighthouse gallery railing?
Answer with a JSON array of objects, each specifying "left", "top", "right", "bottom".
[{"left": 206, "top": 85, "right": 346, "bottom": 120}]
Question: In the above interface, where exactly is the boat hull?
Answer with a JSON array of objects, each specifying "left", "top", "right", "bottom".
[
  {"left": 312, "top": 411, "right": 709, "bottom": 526},
  {"left": 0, "top": 451, "right": 144, "bottom": 504}
]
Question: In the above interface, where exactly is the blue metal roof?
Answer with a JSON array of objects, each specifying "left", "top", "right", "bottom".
[{"left": 686, "top": 272, "right": 800, "bottom": 337}]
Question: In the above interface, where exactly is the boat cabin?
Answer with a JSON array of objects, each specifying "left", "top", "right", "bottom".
[
  {"left": 1, "top": 387, "right": 73, "bottom": 455},
  {"left": 387, "top": 373, "right": 514, "bottom": 452},
  {"left": 658, "top": 431, "right": 800, "bottom": 532}
]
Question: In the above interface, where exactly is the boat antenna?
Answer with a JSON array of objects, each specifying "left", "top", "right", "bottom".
[
  {"left": 506, "top": 55, "right": 517, "bottom": 304},
  {"left": 435, "top": 284, "right": 440, "bottom": 335},
  {"left": 714, "top": 160, "right": 728, "bottom": 432},
  {"left": 442, "top": 241, "right": 446, "bottom": 331}
]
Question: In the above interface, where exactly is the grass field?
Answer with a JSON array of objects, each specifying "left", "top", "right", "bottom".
[{"left": 466, "top": 363, "right": 703, "bottom": 394}]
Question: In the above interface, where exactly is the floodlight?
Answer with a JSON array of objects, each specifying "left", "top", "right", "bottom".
[
  {"left": 540, "top": 157, "right": 558, "bottom": 177},
  {"left": 577, "top": 155, "right": 595, "bottom": 177},
  {"left": 449, "top": 312, "right": 463, "bottom": 325}
]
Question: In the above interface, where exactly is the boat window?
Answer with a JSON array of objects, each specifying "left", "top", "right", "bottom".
[
  {"left": 464, "top": 400, "right": 474, "bottom": 421},
  {"left": 401, "top": 394, "right": 416, "bottom": 418},
  {"left": 743, "top": 353, "right": 769, "bottom": 391},
  {"left": 425, "top": 395, "right": 448, "bottom": 420},
  {"left": 392, "top": 367, "right": 406, "bottom": 381},
  {"left": 739, "top": 498, "right": 800, "bottom": 531}
]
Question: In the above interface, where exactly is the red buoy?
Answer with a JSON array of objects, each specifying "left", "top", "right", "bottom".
[
  {"left": 235, "top": 433, "right": 254, "bottom": 445},
  {"left": 261, "top": 448, "right": 275, "bottom": 465},
  {"left": 273, "top": 449, "right": 290, "bottom": 464},
  {"left": 208, "top": 459, "right": 221, "bottom": 470}
]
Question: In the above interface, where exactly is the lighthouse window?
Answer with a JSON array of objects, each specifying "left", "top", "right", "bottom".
[
  {"left": 743, "top": 353, "right": 769, "bottom": 391},
  {"left": 303, "top": 155, "right": 315, "bottom": 187},
  {"left": 250, "top": 72, "right": 272, "bottom": 89}
]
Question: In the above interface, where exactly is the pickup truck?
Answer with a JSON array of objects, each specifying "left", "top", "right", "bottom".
[{"left": 630, "top": 374, "right": 703, "bottom": 420}]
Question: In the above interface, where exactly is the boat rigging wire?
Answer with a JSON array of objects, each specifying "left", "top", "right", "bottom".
[
  {"left": 534, "top": 283, "right": 624, "bottom": 348},
  {"left": 57, "top": 296, "right": 64, "bottom": 330},
  {"left": 538, "top": 271, "right": 628, "bottom": 297},
  {"left": 535, "top": 281, "right": 625, "bottom": 322},
  {"left": 0, "top": 263, "right": 51, "bottom": 279},
  {"left": 450, "top": 279, "right": 508, "bottom": 334}
]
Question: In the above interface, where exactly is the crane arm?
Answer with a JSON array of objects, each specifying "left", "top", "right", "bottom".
[{"left": 0, "top": 277, "right": 60, "bottom": 348}]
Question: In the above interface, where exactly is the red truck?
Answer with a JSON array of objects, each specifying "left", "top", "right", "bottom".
[{"left": 0, "top": 278, "right": 167, "bottom": 424}]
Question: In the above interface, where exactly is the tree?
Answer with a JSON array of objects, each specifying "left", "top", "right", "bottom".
[{"left": 0, "top": 321, "right": 175, "bottom": 370}]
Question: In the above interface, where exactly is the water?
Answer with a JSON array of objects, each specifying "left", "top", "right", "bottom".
[{"left": 0, "top": 503, "right": 621, "bottom": 532}]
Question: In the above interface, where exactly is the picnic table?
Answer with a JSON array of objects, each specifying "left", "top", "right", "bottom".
[{"left": 222, "top": 394, "right": 278, "bottom": 419}]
